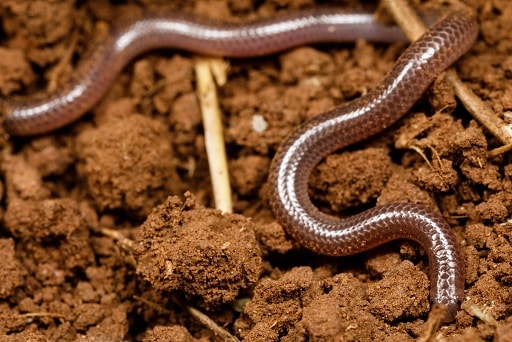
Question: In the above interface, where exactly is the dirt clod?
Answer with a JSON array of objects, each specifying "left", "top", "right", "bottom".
[{"left": 133, "top": 195, "right": 262, "bottom": 310}]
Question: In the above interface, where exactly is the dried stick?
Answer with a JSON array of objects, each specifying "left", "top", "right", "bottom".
[{"left": 194, "top": 58, "right": 233, "bottom": 213}]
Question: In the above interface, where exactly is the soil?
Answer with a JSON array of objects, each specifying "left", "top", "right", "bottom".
[{"left": 0, "top": 0, "right": 511, "bottom": 341}]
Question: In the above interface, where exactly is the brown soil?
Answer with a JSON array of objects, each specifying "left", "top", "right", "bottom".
[{"left": 1, "top": 0, "right": 511, "bottom": 341}]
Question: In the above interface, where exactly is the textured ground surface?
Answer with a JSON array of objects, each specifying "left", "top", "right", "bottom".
[{"left": 0, "top": 0, "right": 511, "bottom": 341}]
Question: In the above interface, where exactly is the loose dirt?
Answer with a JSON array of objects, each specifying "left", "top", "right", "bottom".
[{"left": 0, "top": 0, "right": 511, "bottom": 341}]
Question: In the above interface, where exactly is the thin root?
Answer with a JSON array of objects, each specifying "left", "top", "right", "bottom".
[
  {"left": 410, "top": 145, "right": 434, "bottom": 170},
  {"left": 488, "top": 143, "right": 512, "bottom": 159}
]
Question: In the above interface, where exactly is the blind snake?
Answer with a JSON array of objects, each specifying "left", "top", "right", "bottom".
[
  {"left": 2, "top": 7, "right": 478, "bottom": 322},
  {"left": 3, "top": 8, "right": 408, "bottom": 136}
]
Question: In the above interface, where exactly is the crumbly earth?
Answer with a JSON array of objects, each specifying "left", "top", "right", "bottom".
[
  {"left": 132, "top": 194, "right": 262, "bottom": 311},
  {"left": 0, "top": 0, "right": 511, "bottom": 341}
]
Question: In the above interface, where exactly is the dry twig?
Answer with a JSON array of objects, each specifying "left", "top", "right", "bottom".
[
  {"left": 194, "top": 58, "right": 233, "bottom": 213},
  {"left": 134, "top": 296, "right": 240, "bottom": 342}
]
